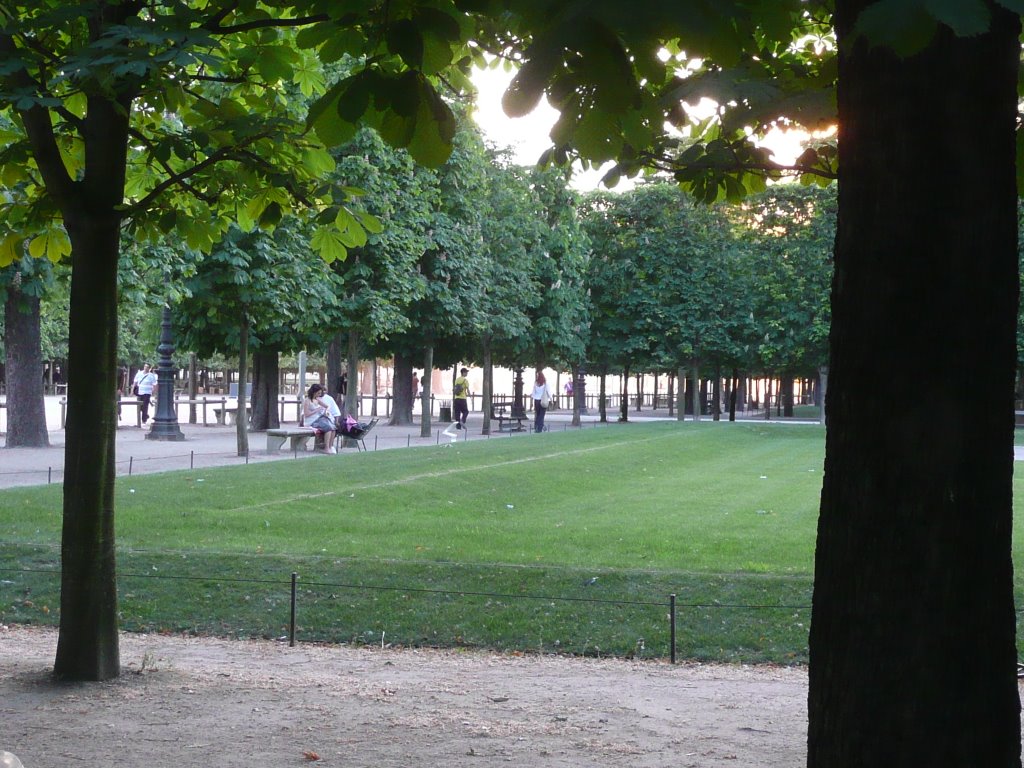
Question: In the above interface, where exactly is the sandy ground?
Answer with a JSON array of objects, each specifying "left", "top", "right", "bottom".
[{"left": 0, "top": 624, "right": 809, "bottom": 768}]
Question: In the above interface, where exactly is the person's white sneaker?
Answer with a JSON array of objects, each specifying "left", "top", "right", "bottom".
[{"left": 327, "top": 445, "right": 337, "bottom": 454}]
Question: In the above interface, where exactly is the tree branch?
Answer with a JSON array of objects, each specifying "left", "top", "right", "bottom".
[
  {"left": 236, "top": 149, "right": 315, "bottom": 207},
  {"left": 634, "top": 151, "right": 838, "bottom": 182},
  {"left": 204, "top": 14, "right": 329, "bottom": 34},
  {"left": 124, "top": 145, "right": 240, "bottom": 215},
  {"left": 0, "top": 32, "right": 76, "bottom": 205},
  {"left": 127, "top": 128, "right": 219, "bottom": 205}
]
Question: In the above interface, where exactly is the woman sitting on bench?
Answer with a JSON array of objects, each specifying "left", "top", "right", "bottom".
[{"left": 302, "top": 383, "right": 337, "bottom": 454}]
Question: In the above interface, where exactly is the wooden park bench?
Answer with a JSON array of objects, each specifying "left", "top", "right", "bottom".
[{"left": 491, "top": 397, "right": 528, "bottom": 432}]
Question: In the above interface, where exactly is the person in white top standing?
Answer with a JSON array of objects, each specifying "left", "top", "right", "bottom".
[
  {"left": 531, "top": 370, "right": 552, "bottom": 433},
  {"left": 132, "top": 363, "right": 158, "bottom": 424}
]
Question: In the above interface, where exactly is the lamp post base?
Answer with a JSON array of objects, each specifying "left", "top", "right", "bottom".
[{"left": 146, "top": 420, "right": 185, "bottom": 441}]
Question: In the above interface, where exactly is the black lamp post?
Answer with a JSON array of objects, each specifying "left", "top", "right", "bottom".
[
  {"left": 512, "top": 366, "right": 526, "bottom": 418},
  {"left": 576, "top": 365, "right": 588, "bottom": 414},
  {"left": 146, "top": 305, "right": 185, "bottom": 441}
]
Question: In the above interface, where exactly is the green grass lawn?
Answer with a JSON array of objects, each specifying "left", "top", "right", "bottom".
[{"left": 2, "top": 421, "right": 1020, "bottom": 664}]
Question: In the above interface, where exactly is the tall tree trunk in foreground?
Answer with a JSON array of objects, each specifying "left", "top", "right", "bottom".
[
  {"left": 4, "top": 289, "right": 49, "bottom": 447},
  {"left": 808, "top": 6, "right": 1021, "bottom": 766},
  {"left": 48, "top": 74, "right": 136, "bottom": 679},
  {"left": 54, "top": 207, "right": 122, "bottom": 681}
]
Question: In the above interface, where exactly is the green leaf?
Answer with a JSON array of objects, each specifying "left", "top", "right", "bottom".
[
  {"left": 306, "top": 77, "right": 350, "bottom": 132},
  {"left": 357, "top": 210, "right": 384, "bottom": 234},
  {"left": 311, "top": 225, "right": 350, "bottom": 264},
  {"left": 259, "top": 201, "right": 283, "bottom": 227},
  {"left": 315, "top": 106, "right": 358, "bottom": 147},
  {"left": 575, "top": 109, "right": 622, "bottom": 163},
  {"left": 922, "top": 0, "right": 992, "bottom": 35},
  {"left": 421, "top": 30, "right": 455, "bottom": 76},
  {"left": 853, "top": 0, "right": 939, "bottom": 56},
  {"left": 389, "top": 71, "right": 422, "bottom": 118},
  {"left": 301, "top": 147, "right": 336, "bottom": 177},
  {"left": 502, "top": 49, "right": 556, "bottom": 118},
  {"left": 293, "top": 60, "right": 326, "bottom": 98},
  {"left": 405, "top": 86, "right": 456, "bottom": 166},
  {"left": 27, "top": 229, "right": 71, "bottom": 262},
  {"left": 376, "top": 108, "right": 416, "bottom": 149},
  {"left": 996, "top": 0, "right": 1024, "bottom": 12},
  {"left": 319, "top": 28, "right": 368, "bottom": 64},
  {"left": 386, "top": 19, "right": 424, "bottom": 68},
  {"left": 0, "top": 235, "right": 21, "bottom": 267},
  {"left": 337, "top": 72, "right": 372, "bottom": 123},
  {"left": 295, "top": 22, "right": 334, "bottom": 50}
]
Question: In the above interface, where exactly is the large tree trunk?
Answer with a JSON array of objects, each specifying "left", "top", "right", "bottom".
[
  {"left": 420, "top": 346, "right": 433, "bottom": 438},
  {"left": 235, "top": 317, "right": 249, "bottom": 456},
  {"left": 188, "top": 353, "right": 197, "bottom": 424},
  {"left": 690, "top": 361, "right": 701, "bottom": 423},
  {"left": 781, "top": 373, "right": 794, "bottom": 418},
  {"left": 250, "top": 349, "right": 279, "bottom": 431},
  {"left": 4, "top": 287, "right": 49, "bottom": 447},
  {"left": 388, "top": 353, "right": 414, "bottom": 426},
  {"left": 345, "top": 330, "right": 360, "bottom": 418},
  {"left": 327, "top": 332, "right": 343, "bottom": 402},
  {"left": 54, "top": 211, "right": 121, "bottom": 681},
  {"left": 618, "top": 366, "right": 629, "bottom": 422},
  {"left": 808, "top": 6, "right": 1022, "bottom": 766},
  {"left": 675, "top": 367, "right": 685, "bottom": 421},
  {"left": 481, "top": 339, "right": 493, "bottom": 435},
  {"left": 570, "top": 363, "right": 581, "bottom": 427}
]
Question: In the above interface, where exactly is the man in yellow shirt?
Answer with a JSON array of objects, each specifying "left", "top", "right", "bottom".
[{"left": 453, "top": 367, "right": 471, "bottom": 430}]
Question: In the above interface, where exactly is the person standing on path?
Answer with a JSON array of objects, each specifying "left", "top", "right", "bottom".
[
  {"left": 133, "top": 364, "right": 157, "bottom": 424},
  {"left": 453, "top": 367, "right": 471, "bottom": 430},
  {"left": 532, "top": 370, "right": 552, "bottom": 433}
]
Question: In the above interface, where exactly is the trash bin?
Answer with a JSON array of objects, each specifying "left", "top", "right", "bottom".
[{"left": 439, "top": 401, "right": 452, "bottom": 423}]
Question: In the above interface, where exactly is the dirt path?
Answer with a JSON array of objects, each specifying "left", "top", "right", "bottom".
[{"left": 1, "top": 624, "right": 808, "bottom": 767}]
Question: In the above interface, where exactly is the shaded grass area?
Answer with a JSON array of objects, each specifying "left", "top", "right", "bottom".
[
  {"left": 2, "top": 545, "right": 812, "bottom": 663},
  {"left": 4, "top": 421, "right": 1022, "bottom": 662}
]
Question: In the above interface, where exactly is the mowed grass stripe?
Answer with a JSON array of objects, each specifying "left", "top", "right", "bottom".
[
  {"left": 228, "top": 429, "right": 686, "bottom": 512},
  {"left": 1, "top": 423, "right": 826, "bottom": 573}
]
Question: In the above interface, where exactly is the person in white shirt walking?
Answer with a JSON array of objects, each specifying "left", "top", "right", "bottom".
[
  {"left": 132, "top": 363, "right": 158, "bottom": 424},
  {"left": 531, "top": 370, "right": 552, "bottom": 433}
]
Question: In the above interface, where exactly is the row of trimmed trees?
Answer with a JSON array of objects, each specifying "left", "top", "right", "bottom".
[{"left": 3, "top": 147, "right": 838, "bottom": 446}]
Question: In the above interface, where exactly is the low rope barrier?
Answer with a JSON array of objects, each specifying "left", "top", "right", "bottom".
[{"left": 0, "top": 562, "right": 820, "bottom": 663}]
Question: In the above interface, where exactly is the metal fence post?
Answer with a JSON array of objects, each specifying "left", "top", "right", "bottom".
[
  {"left": 669, "top": 593, "right": 677, "bottom": 664},
  {"left": 289, "top": 572, "right": 298, "bottom": 647}
]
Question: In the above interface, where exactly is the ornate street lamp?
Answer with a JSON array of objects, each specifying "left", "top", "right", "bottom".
[
  {"left": 146, "top": 304, "right": 185, "bottom": 441},
  {"left": 512, "top": 366, "right": 526, "bottom": 419}
]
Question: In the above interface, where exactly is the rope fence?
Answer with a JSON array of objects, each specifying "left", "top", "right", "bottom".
[{"left": 0, "top": 563, "right": 819, "bottom": 664}]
